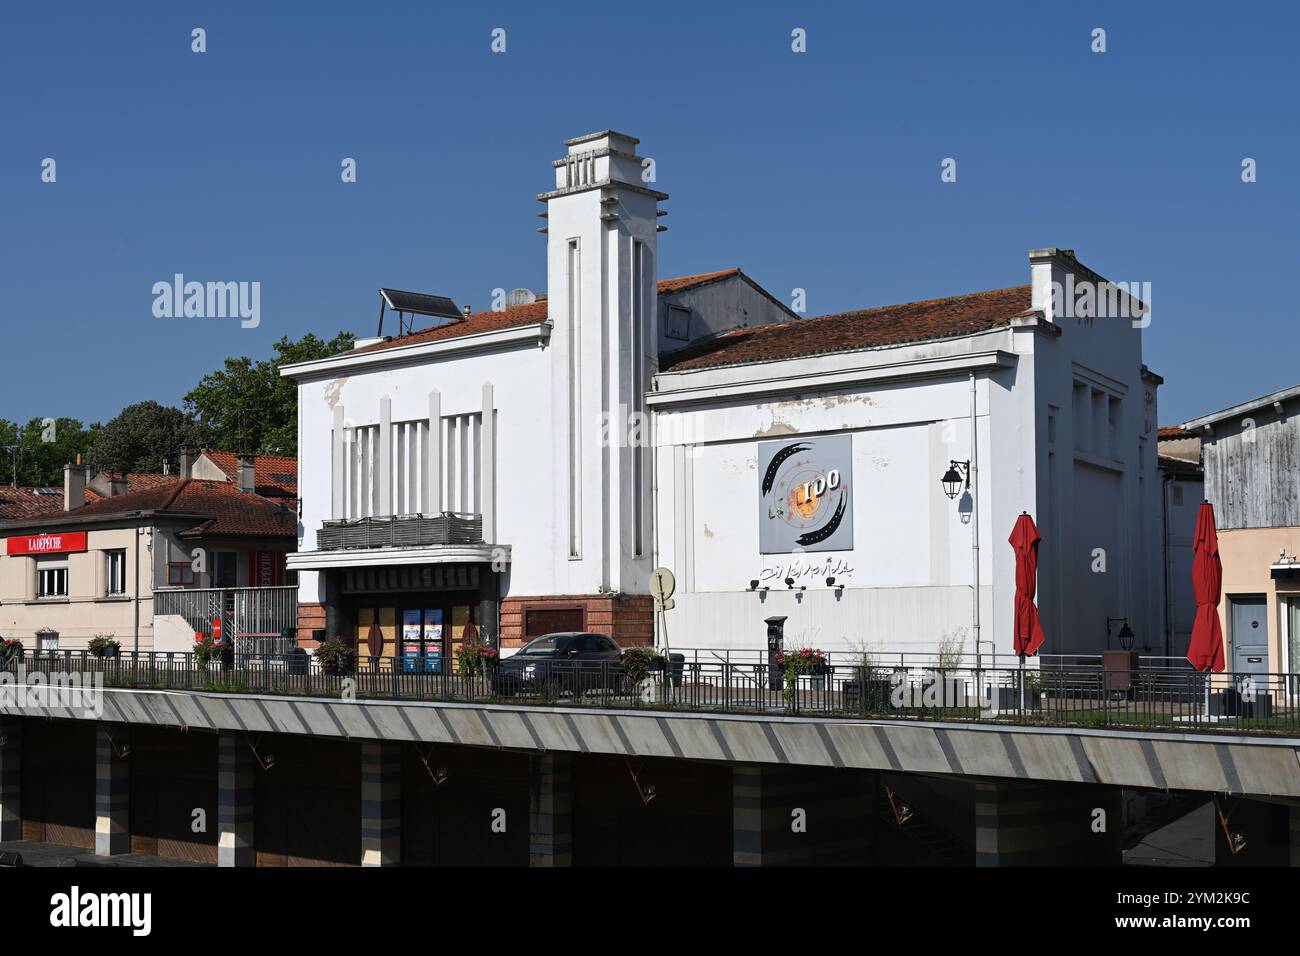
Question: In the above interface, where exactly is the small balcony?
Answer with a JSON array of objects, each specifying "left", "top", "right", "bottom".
[
  {"left": 153, "top": 585, "right": 299, "bottom": 656},
  {"left": 316, "top": 513, "right": 482, "bottom": 551}
]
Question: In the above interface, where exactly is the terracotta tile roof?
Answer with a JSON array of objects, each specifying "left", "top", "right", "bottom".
[
  {"left": 0, "top": 474, "right": 185, "bottom": 518},
  {"left": 349, "top": 271, "right": 744, "bottom": 357},
  {"left": 349, "top": 300, "right": 549, "bottom": 356},
  {"left": 1157, "top": 425, "right": 1196, "bottom": 440},
  {"left": 201, "top": 451, "right": 298, "bottom": 497},
  {"left": 661, "top": 285, "right": 1035, "bottom": 372},
  {"left": 85, "top": 472, "right": 178, "bottom": 502},
  {"left": 19, "top": 479, "right": 296, "bottom": 539},
  {"left": 70, "top": 479, "right": 189, "bottom": 516},
  {"left": 0, "top": 486, "right": 68, "bottom": 520},
  {"left": 657, "top": 268, "right": 739, "bottom": 294},
  {"left": 166, "top": 481, "right": 297, "bottom": 539}
]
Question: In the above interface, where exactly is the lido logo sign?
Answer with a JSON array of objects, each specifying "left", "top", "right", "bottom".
[{"left": 758, "top": 436, "right": 853, "bottom": 553}]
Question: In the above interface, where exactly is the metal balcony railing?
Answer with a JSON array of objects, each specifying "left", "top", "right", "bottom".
[
  {"left": 153, "top": 586, "right": 298, "bottom": 657},
  {"left": 4, "top": 648, "right": 1297, "bottom": 737},
  {"left": 316, "top": 513, "right": 482, "bottom": 551}
]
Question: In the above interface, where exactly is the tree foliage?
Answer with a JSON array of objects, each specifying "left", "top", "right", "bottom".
[
  {"left": 184, "top": 331, "right": 355, "bottom": 456},
  {"left": 0, "top": 417, "right": 95, "bottom": 487},
  {"left": 86, "top": 401, "right": 212, "bottom": 474},
  {"left": 1, "top": 331, "right": 355, "bottom": 483}
]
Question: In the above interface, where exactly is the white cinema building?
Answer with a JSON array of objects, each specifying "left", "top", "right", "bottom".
[{"left": 282, "top": 129, "right": 1165, "bottom": 665}]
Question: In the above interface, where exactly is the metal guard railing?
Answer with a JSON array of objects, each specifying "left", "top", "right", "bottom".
[{"left": 0, "top": 650, "right": 1296, "bottom": 736}]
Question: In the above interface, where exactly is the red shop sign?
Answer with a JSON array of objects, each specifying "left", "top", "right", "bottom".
[{"left": 7, "top": 531, "right": 88, "bottom": 556}]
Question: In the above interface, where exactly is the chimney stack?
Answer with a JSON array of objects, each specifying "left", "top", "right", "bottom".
[
  {"left": 109, "top": 473, "right": 128, "bottom": 497},
  {"left": 63, "top": 462, "right": 89, "bottom": 511},
  {"left": 179, "top": 448, "right": 196, "bottom": 480},
  {"left": 236, "top": 454, "right": 256, "bottom": 494}
]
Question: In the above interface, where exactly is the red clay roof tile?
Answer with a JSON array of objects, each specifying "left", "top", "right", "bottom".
[
  {"left": 11, "top": 479, "right": 296, "bottom": 539},
  {"left": 0, "top": 487, "right": 68, "bottom": 520},
  {"left": 201, "top": 451, "right": 298, "bottom": 497},
  {"left": 661, "top": 285, "right": 1035, "bottom": 372},
  {"left": 350, "top": 271, "right": 744, "bottom": 357}
]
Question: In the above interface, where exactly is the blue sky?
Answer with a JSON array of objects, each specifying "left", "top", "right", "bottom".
[{"left": 2, "top": 0, "right": 1295, "bottom": 427}]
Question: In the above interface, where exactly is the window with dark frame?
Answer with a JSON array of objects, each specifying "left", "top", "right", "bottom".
[
  {"left": 665, "top": 304, "right": 691, "bottom": 341},
  {"left": 37, "top": 562, "right": 68, "bottom": 598},
  {"left": 168, "top": 562, "right": 195, "bottom": 586},
  {"left": 105, "top": 549, "right": 127, "bottom": 595}
]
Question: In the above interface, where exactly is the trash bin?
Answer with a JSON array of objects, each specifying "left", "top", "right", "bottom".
[
  {"left": 285, "top": 647, "right": 309, "bottom": 676},
  {"left": 667, "top": 653, "right": 685, "bottom": 688}
]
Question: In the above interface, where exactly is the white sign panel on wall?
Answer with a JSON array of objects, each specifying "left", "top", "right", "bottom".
[{"left": 758, "top": 435, "right": 853, "bottom": 553}]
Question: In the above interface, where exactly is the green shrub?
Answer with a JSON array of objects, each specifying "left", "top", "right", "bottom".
[
  {"left": 621, "top": 646, "right": 662, "bottom": 686},
  {"left": 315, "top": 639, "right": 356, "bottom": 676},
  {"left": 89, "top": 634, "right": 121, "bottom": 658}
]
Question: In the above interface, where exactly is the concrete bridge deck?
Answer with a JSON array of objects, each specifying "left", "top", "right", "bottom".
[{"left": 4, "top": 685, "right": 1299, "bottom": 799}]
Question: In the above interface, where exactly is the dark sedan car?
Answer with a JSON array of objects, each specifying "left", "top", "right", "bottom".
[{"left": 492, "top": 632, "right": 625, "bottom": 697}]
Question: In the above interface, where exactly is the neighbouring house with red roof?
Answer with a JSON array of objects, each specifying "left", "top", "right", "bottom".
[
  {"left": 0, "top": 454, "right": 297, "bottom": 654},
  {"left": 281, "top": 129, "right": 1166, "bottom": 661}
]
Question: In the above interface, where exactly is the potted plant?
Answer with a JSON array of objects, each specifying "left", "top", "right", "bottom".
[
  {"left": 0, "top": 638, "right": 22, "bottom": 666},
  {"left": 314, "top": 639, "right": 357, "bottom": 677},
  {"left": 620, "top": 647, "right": 661, "bottom": 701},
  {"left": 89, "top": 634, "right": 121, "bottom": 659},
  {"left": 841, "top": 641, "right": 892, "bottom": 712},
  {"left": 993, "top": 668, "right": 1043, "bottom": 710},
  {"left": 777, "top": 647, "right": 828, "bottom": 706},
  {"left": 1022, "top": 669, "right": 1043, "bottom": 709},
  {"left": 193, "top": 633, "right": 218, "bottom": 671},
  {"left": 456, "top": 641, "right": 499, "bottom": 679}
]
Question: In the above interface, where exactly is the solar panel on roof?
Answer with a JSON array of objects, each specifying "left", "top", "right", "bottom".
[{"left": 379, "top": 288, "right": 462, "bottom": 320}]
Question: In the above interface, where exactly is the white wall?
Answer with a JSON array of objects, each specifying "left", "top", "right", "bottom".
[
  {"left": 653, "top": 347, "right": 1023, "bottom": 658},
  {"left": 294, "top": 341, "right": 554, "bottom": 608},
  {"left": 1029, "top": 251, "right": 1162, "bottom": 655},
  {"left": 651, "top": 251, "right": 1163, "bottom": 660}
]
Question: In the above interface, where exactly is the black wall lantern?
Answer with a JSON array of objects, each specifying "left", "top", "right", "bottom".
[
  {"left": 940, "top": 460, "right": 971, "bottom": 500},
  {"left": 1106, "top": 617, "right": 1135, "bottom": 651}
]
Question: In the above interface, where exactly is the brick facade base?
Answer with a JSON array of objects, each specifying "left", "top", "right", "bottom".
[
  {"left": 297, "top": 595, "right": 653, "bottom": 652},
  {"left": 500, "top": 594, "right": 654, "bottom": 650},
  {"left": 296, "top": 602, "right": 325, "bottom": 648}
]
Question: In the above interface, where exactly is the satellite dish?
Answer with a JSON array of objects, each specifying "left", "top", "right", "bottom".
[{"left": 507, "top": 288, "right": 537, "bottom": 307}]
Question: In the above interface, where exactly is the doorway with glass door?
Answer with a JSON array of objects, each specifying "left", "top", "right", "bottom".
[{"left": 353, "top": 594, "right": 481, "bottom": 674}]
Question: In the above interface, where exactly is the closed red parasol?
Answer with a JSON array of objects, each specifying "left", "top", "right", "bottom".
[
  {"left": 1008, "top": 512, "right": 1046, "bottom": 657},
  {"left": 1186, "top": 501, "right": 1226, "bottom": 673}
]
